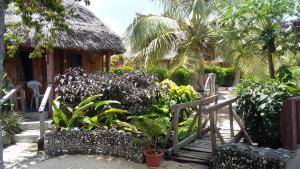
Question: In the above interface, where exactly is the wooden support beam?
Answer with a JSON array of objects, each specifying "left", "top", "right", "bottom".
[
  {"left": 173, "top": 107, "right": 180, "bottom": 147},
  {"left": 209, "top": 111, "right": 217, "bottom": 153},
  {"left": 232, "top": 109, "right": 253, "bottom": 144},
  {"left": 228, "top": 131, "right": 243, "bottom": 144},
  {"left": 46, "top": 49, "right": 54, "bottom": 116},
  {"left": 105, "top": 52, "right": 112, "bottom": 73}
]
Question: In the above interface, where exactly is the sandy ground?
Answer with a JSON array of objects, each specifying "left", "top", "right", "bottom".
[{"left": 29, "top": 155, "right": 208, "bottom": 169}]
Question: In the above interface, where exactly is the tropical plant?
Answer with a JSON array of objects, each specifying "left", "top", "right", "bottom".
[
  {"left": 153, "top": 79, "right": 199, "bottom": 120},
  {"left": 130, "top": 115, "right": 170, "bottom": 149},
  {"left": 127, "top": 0, "right": 222, "bottom": 88},
  {"left": 52, "top": 95, "right": 127, "bottom": 131},
  {"left": 54, "top": 68, "right": 159, "bottom": 115},
  {"left": 0, "top": 111, "right": 23, "bottom": 135},
  {"left": 219, "top": 0, "right": 300, "bottom": 79},
  {"left": 170, "top": 67, "right": 192, "bottom": 86},
  {"left": 236, "top": 80, "right": 298, "bottom": 148}
]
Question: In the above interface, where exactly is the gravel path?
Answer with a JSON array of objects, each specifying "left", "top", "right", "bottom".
[{"left": 29, "top": 155, "right": 208, "bottom": 169}]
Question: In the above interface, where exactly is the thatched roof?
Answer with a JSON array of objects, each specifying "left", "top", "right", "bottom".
[{"left": 5, "top": 0, "right": 125, "bottom": 54}]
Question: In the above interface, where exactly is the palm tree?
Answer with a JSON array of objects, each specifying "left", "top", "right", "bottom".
[{"left": 126, "top": 0, "right": 221, "bottom": 88}]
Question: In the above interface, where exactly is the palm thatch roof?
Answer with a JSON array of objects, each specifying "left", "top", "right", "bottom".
[{"left": 5, "top": 0, "right": 125, "bottom": 54}]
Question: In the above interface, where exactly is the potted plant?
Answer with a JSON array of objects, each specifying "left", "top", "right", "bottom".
[{"left": 133, "top": 117, "right": 167, "bottom": 167}]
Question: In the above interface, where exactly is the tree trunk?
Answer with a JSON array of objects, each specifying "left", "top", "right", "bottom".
[
  {"left": 0, "top": 0, "right": 5, "bottom": 168},
  {"left": 267, "top": 51, "right": 275, "bottom": 79}
]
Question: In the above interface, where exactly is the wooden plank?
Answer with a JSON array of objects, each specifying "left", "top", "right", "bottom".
[
  {"left": 171, "top": 95, "right": 218, "bottom": 111},
  {"left": 182, "top": 146, "right": 213, "bottom": 153},
  {"left": 173, "top": 133, "right": 197, "bottom": 154},
  {"left": 172, "top": 156, "right": 212, "bottom": 164}
]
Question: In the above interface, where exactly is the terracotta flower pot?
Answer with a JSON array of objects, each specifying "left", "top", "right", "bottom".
[{"left": 144, "top": 149, "right": 164, "bottom": 167}]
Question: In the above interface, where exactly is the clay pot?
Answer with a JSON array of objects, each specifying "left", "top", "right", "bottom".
[{"left": 144, "top": 149, "right": 163, "bottom": 167}]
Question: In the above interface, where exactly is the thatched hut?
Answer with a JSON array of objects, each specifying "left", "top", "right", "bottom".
[
  {"left": 3, "top": 0, "right": 125, "bottom": 113},
  {"left": 4, "top": 0, "right": 125, "bottom": 87}
]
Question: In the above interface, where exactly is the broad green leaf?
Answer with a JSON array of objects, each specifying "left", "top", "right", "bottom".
[{"left": 102, "top": 108, "right": 128, "bottom": 116}]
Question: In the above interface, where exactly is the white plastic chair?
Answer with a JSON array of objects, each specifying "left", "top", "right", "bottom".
[{"left": 27, "top": 81, "right": 44, "bottom": 110}]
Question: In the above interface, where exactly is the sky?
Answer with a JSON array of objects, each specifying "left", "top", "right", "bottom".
[{"left": 81, "top": 0, "right": 163, "bottom": 36}]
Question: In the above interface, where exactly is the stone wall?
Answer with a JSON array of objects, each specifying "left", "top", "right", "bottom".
[
  {"left": 44, "top": 127, "right": 146, "bottom": 163},
  {"left": 212, "top": 143, "right": 295, "bottom": 169}
]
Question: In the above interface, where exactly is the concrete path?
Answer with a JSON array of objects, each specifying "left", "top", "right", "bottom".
[
  {"left": 29, "top": 155, "right": 208, "bottom": 169},
  {"left": 4, "top": 144, "right": 207, "bottom": 169}
]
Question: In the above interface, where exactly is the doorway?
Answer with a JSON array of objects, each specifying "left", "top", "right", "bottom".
[{"left": 19, "top": 50, "right": 33, "bottom": 82}]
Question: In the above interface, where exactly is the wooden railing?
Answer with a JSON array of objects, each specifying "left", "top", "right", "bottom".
[
  {"left": 38, "top": 84, "right": 52, "bottom": 145},
  {"left": 166, "top": 95, "right": 218, "bottom": 155},
  {"left": 166, "top": 96, "right": 252, "bottom": 156},
  {"left": 0, "top": 84, "right": 26, "bottom": 112},
  {"left": 203, "top": 97, "right": 252, "bottom": 153}
]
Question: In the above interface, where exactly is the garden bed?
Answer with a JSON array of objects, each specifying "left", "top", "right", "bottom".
[
  {"left": 212, "top": 143, "right": 295, "bottom": 169},
  {"left": 44, "top": 127, "right": 146, "bottom": 163}
]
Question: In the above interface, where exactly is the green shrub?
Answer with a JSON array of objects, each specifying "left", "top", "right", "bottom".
[
  {"left": 290, "top": 66, "right": 300, "bottom": 83},
  {"left": 153, "top": 79, "right": 199, "bottom": 121},
  {"left": 0, "top": 111, "right": 24, "bottom": 135},
  {"left": 111, "top": 65, "right": 134, "bottom": 74},
  {"left": 170, "top": 67, "right": 192, "bottom": 86},
  {"left": 204, "top": 65, "right": 235, "bottom": 87},
  {"left": 236, "top": 80, "right": 298, "bottom": 148},
  {"left": 147, "top": 66, "right": 169, "bottom": 81}
]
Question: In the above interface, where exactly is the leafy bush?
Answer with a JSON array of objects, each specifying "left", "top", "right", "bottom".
[
  {"left": 54, "top": 68, "right": 159, "bottom": 115},
  {"left": 204, "top": 65, "right": 235, "bottom": 87},
  {"left": 153, "top": 79, "right": 199, "bottom": 120},
  {"left": 236, "top": 80, "right": 298, "bottom": 148},
  {"left": 277, "top": 65, "right": 293, "bottom": 83},
  {"left": 52, "top": 95, "right": 127, "bottom": 131},
  {"left": 170, "top": 67, "right": 192, "bottom": 86},
  {"left": 111, "top": 65, "right": 134, "bottom": 74},
  {"left": 0, "top": 111, "right": 24, "bottom": 135},
  {"left": 147, "top": 66, "right": 169, "bottom": 81}
]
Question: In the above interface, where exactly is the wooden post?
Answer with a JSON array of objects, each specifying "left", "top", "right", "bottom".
[
  {"left": 209, "top": 110, "right": 217, "bottom": 153},
  {"left": 105, "top": 52, "right": 112, "bottom": 73},
  {"left": 20, "top": 88, "right": 26, "bottom": 112},
  {"left": 46, "top": 49, "right": 54, "bottom": 116},
  {"left": 229, "top": 103, "right": 234, "bottom": 138},
  {"left": 173, "top": 107, "right": 180, "bottom": 147},
  {"left": 197, "top": 105, "right": 202, "bottom": 136}
]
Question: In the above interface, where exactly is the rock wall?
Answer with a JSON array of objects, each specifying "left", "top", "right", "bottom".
[
  {"left": 44, "top": 127, "right": 146, "bottom": 163},
  {"left": 212, "top": 143, "right": 295, "bottom": 169}
]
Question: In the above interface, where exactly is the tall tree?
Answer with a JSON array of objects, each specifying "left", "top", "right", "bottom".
[
  {"left": 0, "top": 0, "right": 90, "bottom": 167},
  {"left": 219, "top": 0, "right": 300, "bottom": 79},
  {"left": 127, "top": 0, "right": 221, "bottom": 88}
]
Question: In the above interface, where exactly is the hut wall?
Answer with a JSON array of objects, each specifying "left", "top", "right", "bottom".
[
  {"left": 81, "top": 52, "right": 104, "bottom": 73},
  {"left": 4, "top": 56, "right": 20, "bottom": 84}
]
